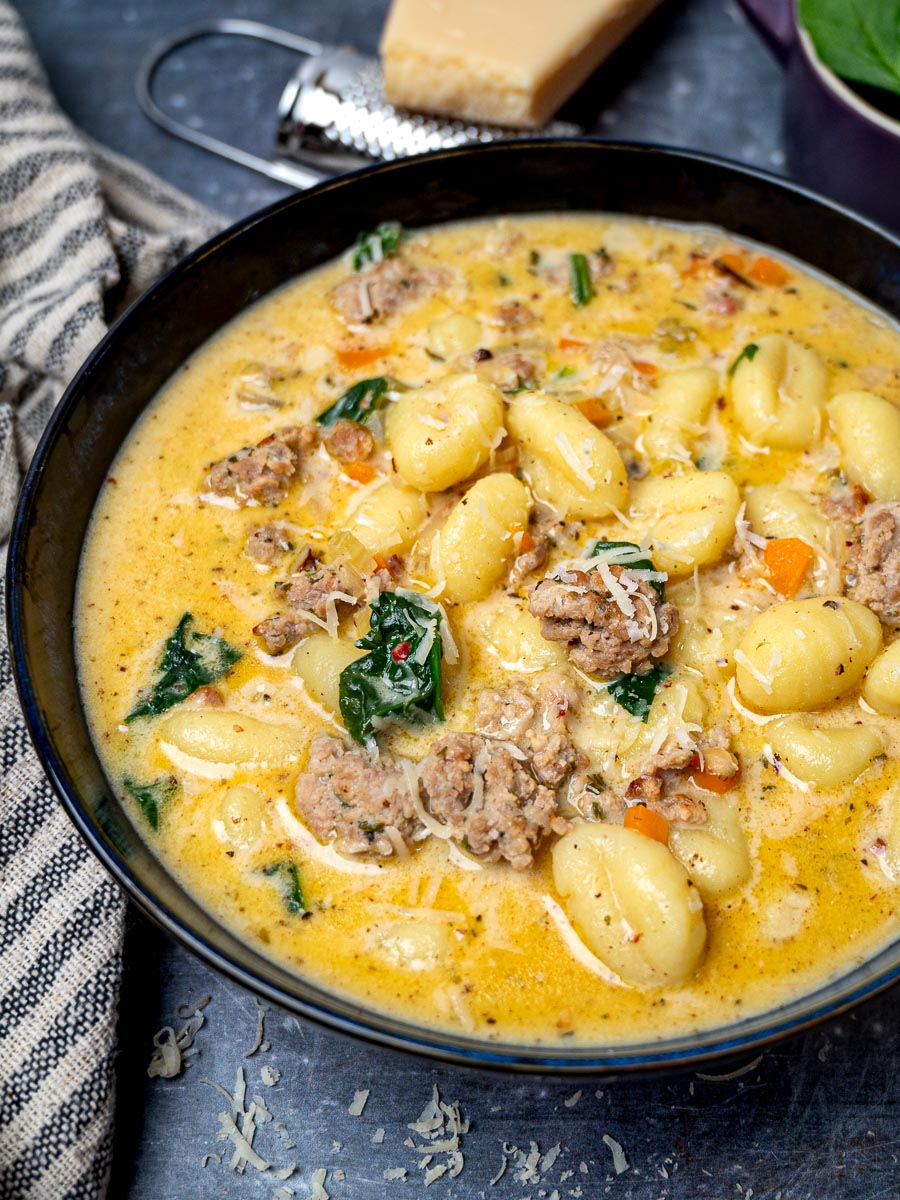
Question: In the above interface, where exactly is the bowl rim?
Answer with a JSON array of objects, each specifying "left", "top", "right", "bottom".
[{"left": 8, "top": 137, "right": 900, "bottom": 1073}]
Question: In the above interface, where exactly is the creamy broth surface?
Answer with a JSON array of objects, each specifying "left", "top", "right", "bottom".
[{"left": 76, "top": 214, "right": 900, "bottom": 1045}]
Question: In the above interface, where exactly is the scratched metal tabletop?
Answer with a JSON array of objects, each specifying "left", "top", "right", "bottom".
[{"left": 19, "top": 0, "right": 899, "bottom": 1196}]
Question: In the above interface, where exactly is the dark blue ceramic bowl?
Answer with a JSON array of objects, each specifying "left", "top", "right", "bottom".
[
  {"left": 8, "top": 141, "right": 900, "bottom": 1072},
  {"left": 739, "top": 0, "right": 900, "bottom": 232}
]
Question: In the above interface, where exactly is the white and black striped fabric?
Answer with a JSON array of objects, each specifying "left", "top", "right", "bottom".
[{"left": 0, "top": 4, "right": 222, "bottom": 1196}]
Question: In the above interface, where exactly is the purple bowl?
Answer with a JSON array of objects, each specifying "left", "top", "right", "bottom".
[{"left": 739, "top": 0, "right": 900, "bottom": 231}]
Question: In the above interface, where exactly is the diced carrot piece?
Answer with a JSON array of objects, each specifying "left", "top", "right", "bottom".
[
  {"left": 763, "top": 537, "right": 814, "bottom": 598},
  {"left": 574, "top": 397, "right": 613, "bottom": 427},
  {"left": 680, "top": 254, "right": 708, "bottom": 278},
  {"left": 373, "top": 552, "right": 389, "bottom": 570},
  {"left": 558, "top": 336, "right": 589, "bottom": 350},
  {"left": 633, "top": 360, "right": 658, "bottom": 377},
  {"left": 748, "top": 256, "right": 791, "bottom": 287},
  {"left": 689, "top": 768, "right": 735, "bottom": 794},
  {"left": 716, "top": 251, "right": 747, "bottom": 274},
  {"left": 343, "top": 461, "right": 376, "bottom": 484},
  {"left": 623, "top": 804, "right": 669, "bottom": 843},
  {"left": 517, "top": 529, "right": 535, "bottom": 553},
  {"left": 336, "top": 345, "right": 388, "bottom": 369}
]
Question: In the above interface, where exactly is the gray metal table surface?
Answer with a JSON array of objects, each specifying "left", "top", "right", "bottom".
[{"left": 18, "top": 0, "right": 899, "bottom": 1196}]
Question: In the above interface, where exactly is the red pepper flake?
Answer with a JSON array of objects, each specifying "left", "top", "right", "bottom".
[{"left": 391, "top": 641, "right": 411, "bottom": 662}]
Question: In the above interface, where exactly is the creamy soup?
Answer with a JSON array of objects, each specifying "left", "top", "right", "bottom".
[{"left": 76, "top": 214, "right": 900, "bottom": 1046}]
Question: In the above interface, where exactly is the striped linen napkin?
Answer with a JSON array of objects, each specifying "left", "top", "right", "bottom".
[{"left": 0, "top": 5, "right": 222, "bottom": 1196}]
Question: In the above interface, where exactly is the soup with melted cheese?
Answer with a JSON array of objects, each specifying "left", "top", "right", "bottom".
[{"left": 76, "top": 214, "right": 900, "bottom": 1045}]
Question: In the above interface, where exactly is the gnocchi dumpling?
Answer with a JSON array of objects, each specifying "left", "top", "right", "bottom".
[
  {"left": 629, "top": 470, "right": 741, "bottom": 576},
  {"left": 863, "top": 640, "right": 900, "bottom": 716},
  {"left": 218, "top": 785, "right": 265, "bottom": 848},
  {"left": 348, "top": 480, "right": 428, "bottom": 555},
  {"left": 161, "top": 710, "right": 303, "bottom": 765},
  {"left": 729, "top": 334, "right": 827, "bottom": 449},
  {"left": 293, "top": 632, "right": 365, "bottom": 713},
  {"left": 435, "top": 474, "right": 531, "bottom": 604},
  {"left": 734, "top": 596, "right": 882, "bottom": 713},
  {"left": 372, "top": 919, "right": 452, "bottom": 970},
  {"left": 505, "top": 391, "right": 628, "bottom": 519},
  {"left": 744, "top": 485, "right": 833, "bottom": 555},
  {"left": 386, "top": 372, "right": 505, "bottom": 491},
  {"left": 552, "top": 822, "right": 706, "bottom": 988},
  {"left": 643, "top": 365, "right": 719, "bottom": 467},
  {"left": 462, "top": 596, "right": 565, "bottom": 670},
  {"left": 769, "top": 718, "right": 884, "bottom": 788},
  {"left": 669, "top": 795, "right": 750, "bottom": 898},
  {"left": 829, "top": 390, "right": 900, "bottom": 502},
  {"left": 426, "top": 313, "right": 483, "bottom": 359}
]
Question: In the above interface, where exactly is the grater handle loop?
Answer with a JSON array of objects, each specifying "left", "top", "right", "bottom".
[{"left": 135, "top": 19, "right": 329, "bottom": 190}]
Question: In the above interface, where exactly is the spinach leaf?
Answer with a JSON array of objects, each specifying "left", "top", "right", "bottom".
[
  {"left": 607, "top": 663, "right": 672, "bottom": 722},
  {"left": 339, "top": 591, "right": 444, "bottom": 744},
  {"left": 261, "top": 859, "right": 306, "bottom": 914},
  {"left": 798, "top": 0, "right": 900, "bottom": 97},
  {"left": 126, "top": 613, "right": 241, "bottom": 722},
  {"left": 728, "top": 342, "right": 759, "bottom": 376},
  {"left": 123, "top": 775, "right": 179, "bottom": 831},
  {"left": 569, "top": 253, "right": 594, "bottom": 306},
  {"left": 352, "top": 221, "right": 404, "bottom": 270},
  {"left": 316, "top": 376, "right": 390, "bottom": 427},
  {"left": 587, "top": 540, "right": 666, "bottom": 599}
]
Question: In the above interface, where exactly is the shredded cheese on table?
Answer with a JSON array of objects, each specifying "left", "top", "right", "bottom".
[{"left": 602, "top": 1133, "right": 629, "bottom": 1175}]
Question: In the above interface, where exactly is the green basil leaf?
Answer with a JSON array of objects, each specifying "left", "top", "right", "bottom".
[
  {"left": 569, "top": 253, "right": 593, "bottom": 306},
  {"left": 352, "top": 222, "right": 404, "bottom": 270},
  {"left": 798, "top": 0, "right": 900, "bottom": 97},
  {"left": 316, "top": 377, "right": 390, "bottom": 426},
  {"left": 728, "top": 342, "right": 759, "bottom": 377},
  {"left": 607, "top": 663, "right": 672, "bottom": 722},
  {"left": 339, "top": 591, "right": 444, "bottom": 744},
  {"left": 261, "top": 859, "right": 306, "bottom": 914},
  {"left": 126, "top": 613, "right": 241, "bottom": 722},
  {"left": 123, "top": 775, "right": 179, "bottom": 831}
]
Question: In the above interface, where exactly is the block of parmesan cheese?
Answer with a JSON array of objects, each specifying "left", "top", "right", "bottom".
[{"left": 380, "top": 0, "right": 664, "bottom": 129}]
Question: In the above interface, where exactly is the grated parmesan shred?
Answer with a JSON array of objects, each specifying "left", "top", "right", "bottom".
[
  {"left": 597, "top": 562, "right": 636, "bottom": 617},
  {"left": 405, "top": 762, "right": 454, "bottom": 839},
  {"left": 696, "top": 1052, "right": 764, "bottom": 1081},
  {"left": 554, "top": 431, "right": 596, "bottom": 489},
  {"left": 403, "top": 1084, "right": 469, "bottom": 1185},
  {"left": 446, "top": 841, "right": 484, "bottom": 871},
  {"left": 216, "top": 1109, "right": 272, "bottom": 1174},
  {"left": 418, "top": 412, "right": 448, "bottom": 430},
  {"left": 726, "top": 676, "right": 782, "bottom": 725},
  {"left": 310, "top": 1168, "right": 330, "bottom": 1199},
  {"left": 147, "top": 995, "right": 211, "bottom": 1079},
  {"left": 763, "top": 742, "right": 810, "bottom": 792},
  {"left": 733, "top": 648, "right": 774, "bottom": 693},
  {"left": 356, "top": 281, "right": 374, "bottom": 322},
  {"left": 542, "top": 895, "right": 624, "bottom": 986},
  {"left": 602, "top": 1133, "right": 629, "bottom": 1175},
  {"left": 244, "top": 1002, "right": 267, "bottom": 1058},
  {"left": 348, "top": 1089, "right": 370, "bottom": 1117}
]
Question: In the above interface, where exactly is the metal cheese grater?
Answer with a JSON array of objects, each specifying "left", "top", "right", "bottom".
[{"left": 136, "top": 18, "right": 582, "bottom": 190}]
